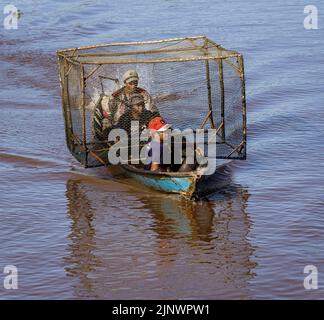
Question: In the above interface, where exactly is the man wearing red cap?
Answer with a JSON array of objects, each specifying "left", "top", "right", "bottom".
[
  {"left": 145, "top": 116, "right": 172, "bottom": 171},
  {"left": 145, "top": 117, "right": 199, "bottom": 172}
]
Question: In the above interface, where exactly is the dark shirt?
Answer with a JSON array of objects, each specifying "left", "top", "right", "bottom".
[
  {"left": 102, "top": 109, "right": 159, "bottom": 150},
  {"left": 116, "top": 110, "right": 159, "bottom": 136}
]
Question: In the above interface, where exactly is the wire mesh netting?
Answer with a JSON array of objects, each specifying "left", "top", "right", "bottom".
[{"left": 57, "top": 36, "right": 246, "bottom": 168}]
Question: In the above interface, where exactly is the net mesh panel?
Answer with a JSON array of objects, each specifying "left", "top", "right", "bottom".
[
  {"left": 215, "top": 57, "right": 246, "bottom": 159},
  {"left": 58, "top": 56, "right": 84, "bottom": 162},
  {"left": 58, "top": 37, "right": 246, "bottom": 167},
  {"left": 223, "top": 56, "right": 246, "bottom": 159}
]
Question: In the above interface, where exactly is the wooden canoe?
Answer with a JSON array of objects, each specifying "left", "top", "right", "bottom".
[{"left": 119, "top": 160, "right": 230, "bottom": 199}]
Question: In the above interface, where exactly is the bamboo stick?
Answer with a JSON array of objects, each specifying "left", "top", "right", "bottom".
[
  {"left": 84, "top": 64, "right": 102, "bottom": 81},
  {"left": 203, "top": 38, "right": 216, "bottom": 129},
  {"left": 239, "top": 54, "right": 247, "bottom": 158},
  {"left": 57, "top": 53, "right": 81, "bottom": 66},
  {"left": 62, "top": 53, "right": 240, "bottom": 65},
  {"left": 206, "top": 38, "right": 241, "bottom": 57},
  {"left": 205, "top": 60, "right": 215, "bottom": 129},
  {"left": 218, "top": 59, "right": 225, "bottom": 140},
  {"left": 70, "top": 48, "right": 77, "bottom": 57},
  {"left": 223, "top": 58, "right": 241, "bottom": 75},
  {"left": 74, "top": 45, "right": 209, "bottom": 58},
  {"left": 63, "top": 59, "right": 74, "bottom": 142},
  {"left": 57, "top": 57, "right": 71, "bottom": 148},
  {"left": 80, "top": 64, "right": 87, "bottom": 164},
  {"left": 199, "top": 110, "right": 212, "bottom": 129},
  {"left": 57, "top": 36, "right": 238, "bottom": 62},
  {"left": 89, "top": 147, "right": 111, "bottom": 153},
  {"left": 221, "top": 139, "right": 243, "bottom": 156},
  {"left": 88, "top": 150, "right": 107, "bottom": 166},
  {"left": 72, "top": 132, "right": 82, "bottom": 144},
  {"left": 58, "top": 36, "right": 207, "bottom": 54},
  {"left": 189, "top": 38, "right": 204, "bottom": 51},
  {"left": 226, "top": 141, "right": 244, "bottom": 158},
  {"left": 207, "top": 121, "right": 224, "bottom": 144},
  {"left": 64, "top": 64, "right": 73, "bottom": 77}
]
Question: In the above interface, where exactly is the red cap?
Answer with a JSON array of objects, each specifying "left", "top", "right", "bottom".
[{"left": 148, "top": 117, "right": 171, "bottom": 132}]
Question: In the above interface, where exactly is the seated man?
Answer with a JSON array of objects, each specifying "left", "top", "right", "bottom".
[
  {"left": 93, "top": 69, "right": 159, "bottom": 140},
  {"left": 144, "top": 117, "right": 172, "bottom": 172},
  {"left": 107, "top": 93, "right": 158, "bottom": 137},
  {"left": 144, "top": 117, "right": 200, "bottom": 172}
]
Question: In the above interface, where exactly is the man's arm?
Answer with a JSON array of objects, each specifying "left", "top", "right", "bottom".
[
  {"left": 108, "top": 96, "right": 119, "bottom": 125},
  {"left": 150, "top": 162, "right": 160, "bottom": 171},
  {"left": 140, "top": 90, "right": 160, "bottom": 115}
]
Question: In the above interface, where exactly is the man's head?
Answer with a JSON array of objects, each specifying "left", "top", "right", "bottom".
[
  {"left": 130, "top": 93, "right": 144, "bottom": 118},
  {"left": 123, "top": 70, "right": 139, "bottom": 93}
]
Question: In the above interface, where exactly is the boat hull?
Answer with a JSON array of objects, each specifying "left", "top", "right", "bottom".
[
  {"left": 119, "top": 165, "right": 198, "bottom": 198},
  {"left": 119, "top": 160, "right": 231, "bottom": 199}
]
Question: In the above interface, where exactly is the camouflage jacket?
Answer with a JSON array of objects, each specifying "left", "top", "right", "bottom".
[
  {"left": 93, "top": 87, "right": 159, "bottom": 141},
  {"left": 104, "top": 87, "right": 158, "bottom": 125}
]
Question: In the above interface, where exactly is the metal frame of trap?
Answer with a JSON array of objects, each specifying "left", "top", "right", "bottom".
[{"left": 57, "top": 35, "right": 247, "bottom": 167}]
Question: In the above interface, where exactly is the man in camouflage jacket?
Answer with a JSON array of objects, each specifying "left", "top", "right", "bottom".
[{"left": 93, "top": 69, "right": 159, "bottom": 140}]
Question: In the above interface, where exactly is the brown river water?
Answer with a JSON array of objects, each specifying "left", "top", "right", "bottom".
[{"left": 0, "top": 0, "right": 324, "bottom": 299}]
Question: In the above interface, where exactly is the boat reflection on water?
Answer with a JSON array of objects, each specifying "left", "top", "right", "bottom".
[{"left": 63, "top": 167, "right": 257, "bottom": 299}]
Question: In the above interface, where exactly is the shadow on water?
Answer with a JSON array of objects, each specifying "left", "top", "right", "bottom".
[{"left": 63, "top": 166, "right": 257, "bottom": 299}]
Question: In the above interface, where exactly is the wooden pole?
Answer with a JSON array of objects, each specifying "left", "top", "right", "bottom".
[
  {"left": 84, "top": 64, "right": 102, "bottom": 81},
  {"left": 203, "top": 39, "right": 215, "bottom": 129},
  {"left": 88, "top": 150, "right": 107, "bottom": 166},
  {"left": 226, "top": 141, "right": 244, "bottom": 158},
  {"left": 63, "top": 54, "right": 240, "bottom": 65},
  {"left": 58, "top": 35, "right": 207, "bottom": 54},
  {"left": 199, "top": 110, "right": 212, "bottom": 129},
  {"left": 239, "top": 54, "right": 247, "bottom": 159},
  {"left": 80, "top": 64, "right": 87, "bottom": 165},
  {"left": 58, "top": 57, "right": 70, "bottom": 149},
  {"left": 62, "top": 59, "right": 74, "bottom": 147},
  {"left": 218, "top": 59, "right": 225, "bottom": 140},
  {"left": 205, "top": 59, "right": 215, "bottom": 128},
  {"left": 207, "top": 121, "right": 224, "bottom": 144},
  {"left": 74, "top": 45, "right": 206, "bottom": 58}
]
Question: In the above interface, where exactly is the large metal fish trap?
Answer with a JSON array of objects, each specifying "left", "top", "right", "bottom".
[{"left": 57, "top": 36, "right": 247, "bottom": 167}]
